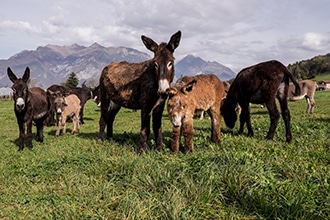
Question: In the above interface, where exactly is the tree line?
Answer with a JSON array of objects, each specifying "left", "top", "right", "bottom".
[{"left": 287, "top": 53, "right": 330, "bottom": 80}]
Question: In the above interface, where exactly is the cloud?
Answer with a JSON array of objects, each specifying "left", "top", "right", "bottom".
[
  {"left": 300, "top": 32, "right": 330, "bottom": 51},
  {"left": 1, "top": 0, "right": 330, "bottom": 71},
  {"left": 0, "top": 20, "right": 41, "bottom": 33},
  {"left": 276, "top": 32, "right": 330, "bottom": 56}
]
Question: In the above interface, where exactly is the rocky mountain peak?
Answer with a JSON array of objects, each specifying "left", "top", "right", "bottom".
[{"left": 0, "top": 44, "right": 236, "bottom": 89}]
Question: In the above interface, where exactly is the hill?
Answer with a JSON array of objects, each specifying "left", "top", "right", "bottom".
[
  {"left": 0, "top": 43, "right": 151, "bottom": 88},
  {"left": 287, "top": 53, "right": 330, "bottom": 79},
  {"left": 0, "top": 44, "right": 236, "bottom": 89}
]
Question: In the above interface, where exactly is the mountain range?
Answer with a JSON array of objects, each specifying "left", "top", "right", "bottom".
[{"left": 0, "top": 43, "right": 236, "bottom": 89}]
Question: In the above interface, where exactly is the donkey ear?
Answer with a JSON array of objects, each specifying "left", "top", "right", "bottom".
[
  {"left": 182, "top": 79, "right": 197, "bottom": 94},
  {"left": 141, "top": 35, "right": 158, "bottom": 52},
  {"left": 7, "top": 67, "right": 18, "bottom": 83},
  {"left": 7, "top": 67, "right": 17, "bottom": 83},
  {"left": 22, "top": 67, "right": 30, "bottom": 83},
  {"left": 167, "top": 31, "right": 181, "bottom": 52}
]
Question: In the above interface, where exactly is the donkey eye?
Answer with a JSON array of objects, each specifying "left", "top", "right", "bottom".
[
  {"left": 167, "top": 62, "right": 173, "bottom": 68},
  {"left": 154, "top": 62, "right": 159, "bottom": 69}
]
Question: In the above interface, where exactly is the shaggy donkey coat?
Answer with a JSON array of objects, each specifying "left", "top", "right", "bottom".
[
  {"left": 7, "top": 67, "right": 49, "bottom": 151},
  {"left": 166, "top": 74, "right": 225, "bottom": 153},
  {"left": 99, "top": 31, "right": 181, "bottom": 153},
  {"left": 221, "top": 60, "right": 300, "bottom": 142}
]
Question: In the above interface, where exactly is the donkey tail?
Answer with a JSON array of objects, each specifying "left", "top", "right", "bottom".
[{"left": 286, "top": 68, "right": 301, "bottom": 96}]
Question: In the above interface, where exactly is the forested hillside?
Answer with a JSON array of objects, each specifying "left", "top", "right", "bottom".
[{"left": 288, "top": 53, "right": 330, "bottom": 79}]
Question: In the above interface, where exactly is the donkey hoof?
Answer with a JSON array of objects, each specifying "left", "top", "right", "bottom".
[
  {"left": 155, "top": 146, "right": 164, "bottom": 151},
  {"left": 138, "top": 147, "right": 149, "bottom": 155}
]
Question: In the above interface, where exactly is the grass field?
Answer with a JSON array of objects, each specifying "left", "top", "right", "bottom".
[
  {"left": 0, "top": 90, "right": 329, "bottom": 219},
  {"left": 314, "top": 73, "right": 330, "bottom": 82}
]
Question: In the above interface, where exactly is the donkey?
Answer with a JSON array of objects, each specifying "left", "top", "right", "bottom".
[
  {"left": 46, "top": 82, "right": 99, "bottom": 125},
  {"left": 197, "top": 80, "right": 232, "bottom": 120},
  {"left": 166, "top": 74, "right": 225, "bottom": 153},
  {"left": 221, "top": 60, "right": 300, "bottom": 142},
  {"left": 54, "top": 93, "right": 81, "bottom": 137},
  {"left": 7, "top": 67, "right": 50, "bottom": 151},
  {"left": 288, "top": 80, "right": 318, "bottom": 114},
  {"left": 99, "top": 31, "right": 181, "bottom": 153},
  {"left": 46, "top": 85, "right": 71, "bottom": 126}
]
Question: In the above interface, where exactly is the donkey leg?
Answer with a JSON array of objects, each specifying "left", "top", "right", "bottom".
[
  {"left": 71, "top": 116, "right": 77, "bottom": 134},
  {"left": 35, "top": 121, "right": 44, "bottom": 142},
  {"left": 305, "top": 97, "right": 311, "bottom": 114},
  {"left": 79, "top": 104, "right": 85, "bottom": 124},
  {"left": 62, "top": 117, "right": 67, "bottom": 136},
  {"left": 182, "top": 120, "right": 194, "bottom": 153},
  {"left": 239, "top": 103, "right": 253, "bottom": 136},
  {"left": 26, "top": 120, "right": 33, "bottom": 149},
  {"left": 55, "top": 116, "right": 61, "bottom": 137},
  {"left": 152, "top": 104, "right": 165, "bottom": 151},
  {"left": 106, "top": 102, "right": 121, "bottom": 140},
  {"left": 265, "top": 100, "right": 280, "bottom": 141},
  {"left": 139, "top": 109, "right": 151, "bottom": 153},
  {"left": 170, "top": 126, "right": 181, "bottom": 153},
  {"left": 47, "top": 106, "right": 55, "bottom": 126},
  {"left": 18, "top": 121, "right": 25, "bottom": 151},
  {"left": 99, "top": 96, "right": 111, "bottom": 141},
  {"left": 310, "top": 98, "right": 316, "bottom": 114},
  {"left": 77, "top": 116, "right": 81, "bottom": 134},
  {"left": 208, "top": 109, "right": 221, "bottom": 143},
  {"left": 279, "top": 99, "right": 292, "bottom": 142}
]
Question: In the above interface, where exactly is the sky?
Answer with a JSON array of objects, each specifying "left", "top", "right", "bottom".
[{"left": 1, "top": 0, "right": 330, "bottom": 73}]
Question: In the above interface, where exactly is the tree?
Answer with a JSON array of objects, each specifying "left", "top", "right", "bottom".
[{"left": 64, "top": 72, "right": 79, "bottom": 88}]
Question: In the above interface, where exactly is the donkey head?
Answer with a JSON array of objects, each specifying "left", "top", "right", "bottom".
[
  {"left": 82, "top": 81, "right": 101, "bottom": 107},
  {"left": 91, "top": 85, "right": 101, "bottom": 107},
  {"left": 220, "top": 98, "right": 237, "bottom": 131},
  {"left": 142, "top": 30, "right": 181, "bottom": 95},
  {"left": 53, "top": 92, "right": 67, "bottom": 115},
  {"left": 7, "top": 67, "right": 30, "bottom": 113},
  {"left": 166, "top": 79, "right": 197, "bottom": 127}
]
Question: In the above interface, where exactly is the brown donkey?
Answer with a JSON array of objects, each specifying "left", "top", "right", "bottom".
[
  {"left": 7, "top": 67, "right": 50, "bottom": 151},
  {"left": 221, "top": 60, "right": 300, "bottom": 142},
  {"left": 166, "top": 74, "right": 225, "bottom": 153},
  {"left": 99, "top": 31, "right": 181, "bottom": 153}
]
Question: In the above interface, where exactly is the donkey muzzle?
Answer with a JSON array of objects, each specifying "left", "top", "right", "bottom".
[
  {"left": 15, "top": 98, "right": 25, "bottom": 112},
  {"left": 158, "top": 79, "right": 170, "bottom": 95}
]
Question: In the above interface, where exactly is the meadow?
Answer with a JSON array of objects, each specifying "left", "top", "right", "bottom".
[{"left": 0, "top": 90, "right": 329, "bottom": 219}]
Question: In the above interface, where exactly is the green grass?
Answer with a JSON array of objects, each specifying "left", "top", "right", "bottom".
[
  {"left": 313, "top": 72, "right": 330, "bottom": 81},
  {"left": 0, "top": 91, "right": 329, "bottom": 219}
]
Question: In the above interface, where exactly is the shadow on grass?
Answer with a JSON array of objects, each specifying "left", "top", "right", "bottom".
[
  {"left": 81, "top": 117, "right": 95, "bottom": 122},
  {"left": 9, "top": 135, "right": 48, "bottom": 151},
  {"left": 69, "top": 129, "right": 174, "bottom": 152},
  {"left": 312, "top": 116, "right": 330, "bottom": 123}
]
